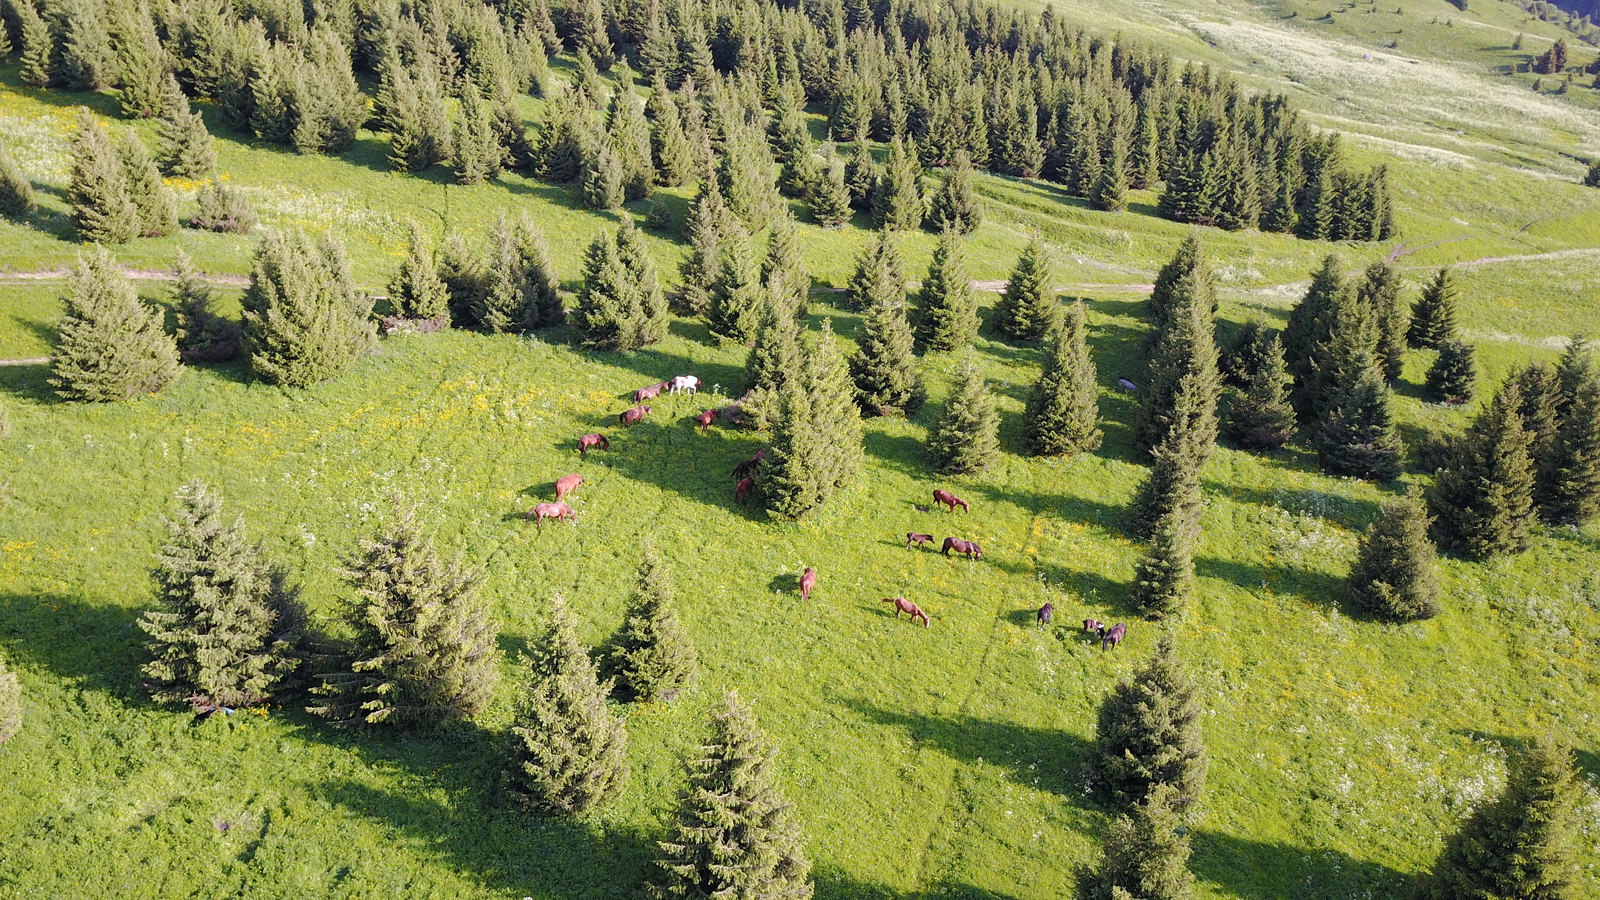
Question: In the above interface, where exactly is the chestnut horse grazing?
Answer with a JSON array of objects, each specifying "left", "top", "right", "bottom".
[
  {"left": 1101, "top": 622, "right": 1127, "bottom": 651},
  {"left": 621, "top": 405, "right": 651, "bottom": 427},
  {"left": 555, "top": 473, "right": 582, "bottom": 501},
  {"left": 732, "top": 449, "right": 767, "bottom": 480},
  {"left": 933, "top": 489, "right": 969, "bottom": 513},
  {"left": 1037, "top": 602, "right": 1054, "bottom": 627},
  {"left": 635, "top": 382, "right": 668, "bottom": 402},
  {"left": 800, "top": 567, "right": 817, "bottom": 601},
  {"left": 577, "top": 433, "right": 610, "bottom": 455},
  {"left": 695, "top": 409, "right": 717, "bottom": 432},
  {"left": 942, "top": 537, "right": 982, "bottom": 560},
  {"left": 906, "top": 532, "right": 934, "bottom": 549},
  {"left": 735, "top": 477, "right": 754, "bottom": 504},
  {"left": 526, "top": 501, "right": 575, "bottom": 527},
  {"left": 882, "top": 596, "right": 929, "bottom": 627}
]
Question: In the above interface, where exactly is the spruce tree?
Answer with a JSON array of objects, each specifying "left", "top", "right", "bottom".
[
  {"left": 842, "top": 136, "right": 878, "bottom": 210},
  {"left": 717, "top": 121, "right": 781, "bottom": 227},
  {"left": 1075, "top": 783, "right": 1196, "bottom": 900},
  {"left": 1316, "top": 355, "right": 1403, "bottom": 481},
  {"left": 1144, "top": 235, "right": 1215, "bottom": 342},
  {"left": 581, "top": 138, "right": 626, "bottom": 210},
  {"left": 388, "top": 62, "right": 452, "bottom": 173},
  {"left": 1284, "top": 256, "right": 1358, "bottom": 421},
  {"left": 141, "top": 480, "right": 302, "bottom": 709},
  {"left": 0, "top": 141, "right": 37, "bottom": 218},
  {"left": 742, "top": 294, "right": 803, "bottom": 430},
  {"left": 454, "top": 85, "right": 504, "bottom": 185},
  {"left": 1409, "top": 267, "right": 1460, "bottom": 349},
  {"left": 1224, "top": 334, "right": 1296, "bottom": 451},
  {"left": 308, "top": 505, "right": 499, "bottom": 729},
  {"left": 68, "top": 110, "right": 139, "bottom": 244},
  {"left": 1022, "top": 301, "right": 1102, "bottom": 457},
  {"left": 574, "top": 224, "right": 654, "bottom": 350},
  {"left": 1131, "top": 504, "right": 1198, "bottom": 620},
  {"left": 762, "top": 213, "right": 810, "bottom": 320},
  {"left": 508, "top": 595, "right": 629, "bottom": 815},
  {"left": 118, "top": 129, "right": 179, "bottom": 237},
  {"left": 0, "top": 652, "right": 17, "bottom": 746},
  {"left": 844, "top": 231, "right": 905, "bottom": 312},
  {"left": 1133, "top": 259, "right": 1221, "bottom": 460},
  {"left": 1422, "top": 733, "right": 1581, "bottom": 900},
  {"left": 114, "top": 6, "right": 167, "bottom": 119},
  {"left": 1425, "top": 339, "right": 1477, "bottom": 404},
  {"left": 1347, "top": 493, "right": 1439, "bottom": 621},
  {"left": 1538, "top": 339, "right": 1600, "bottom": 525},
  {"left": 927, "top": 355, "right": 1000, "bottom": 475},
  {"left": 171, "top": 249, "right": 240, "bottom": 362},
  {"left": 994, "top": 234, "right": 1057, "bottom": 342},
  {"left": 915, "top": 229, "right": 979, "bottom": 353},
  {"left": 437, "top": 235, "right": 486, "bottom": 329},
  {"left": 608, "top": 84, "right": 655, "bottom": 201},
  {"left": 51, "top": 247, "right": 181, "bottom": 402},
  {"left": 648, "top": 692, "right": 813, "bottom": 900},
  {"left": 479, "top": 215, "right": 562, "bottom": 331},
  {"left": 1356, "top": 261, "right": 1406, "bottom": 382},
  {"left": 609, "top": 544, "right": 696, "bottom": 702},
  {"left": 810, "top": 155, "right": 853, "bottom": 228},
  {"left": 54, "top": 0, "right": 115, "bottom": 90},
  {"left": 678, "top": 177, "right": 733, "bottom": 316},
  {"left": 647, "top": 75, "right": 693, "bottom": 186},
  {"left": 242, "top": 230, "right": 375, "bottom": 387},
  {"left": 763, "top": 321, "right": 863, "bottom": 517},
  {"left": 389, "top": 223, "right": 450, "bottom": 322},
  {"left": 926, "top": 152, "right": 982, "bottom": 234},
  {"left": 849, "top": 294, "right": 923, "bottom": 417},
  {"left": 190, "top": 181, "right": 258, "bottom": 234},
  {"left": 1094, "top": 631, "right": 1207, "bottom": 812},
  {"left": 155, "top": 76, "right": 217, "bottom": 179},
  {"left": 1093, "top": 132, "right": 1131, "bottom": 213},
  {"left": 707, "top": 227, "right": 766, "bottom": 344},
  {"left": 16, "top": 0, "right": 52, "bottom": 88},
  {"left": 1428, "top": 381, "right": 1538, "bottom": 559},
  {"left": 870, "top": 138, "right": 922, "bottom": 231},
  {"left": 617, "top": 218, "right": 669, "bottom": 347}
]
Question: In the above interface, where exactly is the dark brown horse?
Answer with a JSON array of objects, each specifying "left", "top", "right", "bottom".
[
  {"left": 695, "top": 409, "right": 718, "bottom": 432},
  {"left": 731, "top": 449, "right": 767, "bottom": 480},
  {"left": 526, "top": 501, "right": 575, "bottom": 527},
  {"left": 635, "top": 382, "right": 668, "bottom": 402},
  {"left": 576, "top": 433, "right": 610, "bottom": 455},
  {"left": 735, "top": 477, "right": 754, "bottom": 504},
  {"left": 906, "top": 532, "right": 934, "bottom": 549},
  {"left": 554, "top": 473, "right": 582, "bottom": 501},
  {"left": 620, "top": 405, "right": 651, "bottom": 427},
  {"left": 1037, "top": 602, "right": 1054, "bottom": 627},
  {"left": 942, "top": 537, "right": 982, "bottom": 560},
  {"left": 882, "top": 596, "right": 929, "bottom": 627},
  {"left": 800, "top": 567, "right": 817, "bottom": 601},
  {"left": 933, "top": 489, "right": 969, "bottom": 513},
  {"left": 1101, "top": 622, "right": 1127, "bottom": 651}
]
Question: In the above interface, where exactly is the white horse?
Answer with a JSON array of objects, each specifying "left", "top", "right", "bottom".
[{"left": 669, "top": 374, "right": 700, "bottom": 395}]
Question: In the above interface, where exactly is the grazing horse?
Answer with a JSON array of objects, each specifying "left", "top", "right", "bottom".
[
  {"left": 635, "top": 382, "right": 668, "bottom": 402},
  {"left": 526, "top": 501, "right": 575, "bottom": 527},
  {"left": 670, "top": 374, "right": 700, "bottom": 395},
  {"left": 731, "top": 449, "right": 766, "bottom": 481},
  {"left": 800, "top": 567, "right": 817, "bottom": 601},
  {"left": 1083, "top": 618, "right": 1105, "bottom": 635},
  {"left": 735, "top": 477, "right": 754, "bottom": 504},
  {"left": 695, "top": 409, "right": 718, "bottom": 432},
  {"left": 620, "top": 404, "right": 651, "bottom": 427},
  {"left": 882, "top": 596, "right": 930, "bottom": 627},
  {"left": 1037, "top": 602, "right": 1054, "bottom": 627},
  {"left": 932, "top": 489, "right": 969, "bottom": 513},
  {"left": 554, "top": 473, "right": 582, "bottom": 501},
  {"left": 576, "top": 433, "right": 610, "bottom": 455},
  {"left": 906, "top": 532, "right": 934, "bottom": 549},
  {"left": 1101, "top": 622, "right": 1127, "bottom": 651},
  {"left": 942, "top": 537, "right": 982, "bottom": 560}
]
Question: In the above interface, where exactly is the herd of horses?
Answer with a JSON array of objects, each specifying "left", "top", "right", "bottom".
[{"left": 526, "top": 377, "right": 1130, "bottom": 648}]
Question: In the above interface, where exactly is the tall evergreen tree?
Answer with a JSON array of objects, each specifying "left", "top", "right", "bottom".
[
  {"left": 1093, "top": 131, "right": 1131, "bottom": 213},
  {"left": 1355, "top": 261, "right": 1406, "bottom": 382},
  {"left": 915, "top": 229, "right": 979, "bottom": 353},
  {"left": 617, "top": 218, "right": 669, "bottom": 346},
  {"left": 1022, "top": 301, "right": 1102, "bottom": 456},
  {"left": 1538, "top": 339, "right": 1600, "bottom": 525},
  {"left": 994, "top": 234, "right": 1057, "bottom": 342},
  {"left": 1422, "top": 733, "right": 1582, "bottom": 900},
  {"left": 0, "top": 141, "right": 37, "bottom": 218},
  {"left": 141, "top": 481, "right": 302, "bottom": 709},
  {"left": 114, "top": 5, "right": 167, "bottom": 119},
  {"left": 707, "top": 226, "right": 766, "bottom": 344},
  {"left": 308, "top": 505, "right": 499, "bottom": 729},
  {"left": 1428, "top": 381, "right": 1537, "bottom": 559},
  {"left": 647, "top": 75, "right": 693, "bottom": 186},
  {"left": 171, "top": 248, "right": 240, "bottom": 362},
  {"left": 387, "top": 62, "right": 453, "bottom": 172},
  {"left": 1223, "top": 334, "right": 1296, "bottom": 451},
  {"left": 609, "top": 544, "right": 696, "bottom": 702},
  {"left": 842, "top": 135, "right": 878, "bottom": 210},
  {"left": 844, "top": 230, "right": 905, "bottom": 313},
  {"left": 16, "top": 0, "right": 53, "bottom": 88},
  {"left": 927, "top": 355, "right": 1000, "bottom": 475},
  {"left": 1316, "top": 352, "right": 1403, "bottom": 480},
  {"left": 54, "top": 0, "right": 115, "bottom": 90},
  {"left": 117, "top": 129, "right": 179, "bottom": 237},
  {"left": 389, "top": 223, "right": 450, "bottom": 322},
  {"left": 608, "top": 83, "right": 655, "bottom": 201},
  {"left": 1425, "top": 339, "right": 1478, "bottom": 404},
  {"left": 1094, "top": 631, "right": 1207, "bottom": 812},
  {"left": 51, "top": 247, "right": 180, "bottom": 402},
  {"left": 1347, "top": 493, "right": 1439, "bottom": 621},
  {"left": 762, "top": 213, "right": 810, "bottom": 320},
  {"left": 762, "top": 321, "right": 863, "bottom": 517},
  {"left": 871, "top": 137, "right": 923, "bottom": 231},
  {"left": 742, "top": 294, "right": 803, "bottom": 430},
  {"left": 1143, "top": 235, "right": 1214, "bottom": 343},
  {"left": 508, "top": 595, "right": 629, "bottom": 815},
  {"left": 926, "top": 152, "right": 982, "bottom": 234},
  {"left": 1283, "top": 255, "right": 1349, "bottom": 420},
  {"left": 1075, "top": 783, "right": 1196, "bottom": 900},
  {"left": 574, "top": 221, "right": 664, "bottom": 350},
  {"left": 455, "top": 85, "right": 504, "bottom": 185},
  {"left": 678, "top": 177, "right": 734, "bottom": 316},
  {"left": 155, "top": 75, "right": 217, "bottom": 179},
  {"left": 68, "top": 110, "right": 139, "bottom": 244},
  {"left": 1133, "top": 253, "right": 1221, "bottom": 459},
  {"left": 648, "top": 692, "right": 813, "bottom": 900},
  {"left": 810, "top": 155, "right": 853, "bottom": 228},
  {"left": 1409, "top": 267, "right": 1460, "bottom": 349},
  {"left": 479, "top": 215, "right": 562, "bottom": 331},
  {"left": 849, "top": 294, "right": 923, "bottom": 416},
  {"left": 241, "top": 230, "right": 376, "bottom": 387},
  {"left": 437, "top": 235, "right": 486, "bottom": 329},
  {"left": 1131, "top": 503, "right": 1198, "bottom": 620}
]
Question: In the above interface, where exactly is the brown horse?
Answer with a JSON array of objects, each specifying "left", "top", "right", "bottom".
[
  {"left": 933, "top": 489, "right": 969, "bottom": 513},
  {"left": 1037, "top": 602, "right": 1054, "bottom": 627},
  {"left": 732, "top": 449, "right": 767, "bottom": 480},
  {"left": 577, "top": 433, "right": 609, "bottom": 455},
  {"left": 635, "top": 382, "right": 668, "bottom": 402},
  {"left": 800, "top": 567, "right": 817, "bottom": 601},
  {"left": 906, "top": 532, "right": 934, "bottom": 549},
  {"left": 555, "top": 473, "right": 582, "bottom": 501},
  {"left": 942, "top": 537, "right": 982, "bottom": 560},
  {"left": 695, "top": 409, "right": 718, "bottom": 432},
  {"left": 526, "top": 501, "right": 575, "bottom": 527},
  {"left": 735, "top": 477, "right": 754, "bottom": 504},
  {"left": 621, "top": 405, "right": 651, "bottom": 427},
  {"left": 882, "top": 596, "right": 929, "bottom": 627},
  {"left": 1101, "top": 622, "right": 1127, "bottom": 651},
  {"left": 1083, "top": 618, "right": 1105, "bottom": 635}
]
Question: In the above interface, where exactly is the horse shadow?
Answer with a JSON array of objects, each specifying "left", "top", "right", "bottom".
[{"left": 767, "top": 571, "right": 800, "bottom": 595}]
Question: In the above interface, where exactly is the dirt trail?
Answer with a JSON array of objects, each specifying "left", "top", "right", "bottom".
[{"left": 0, "top": 266, "right": 250, "bottom": 286}]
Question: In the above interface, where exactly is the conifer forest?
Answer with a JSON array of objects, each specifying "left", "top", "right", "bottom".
[{"left": 2, "top": 0, "right": 1600, "bottom": 893}]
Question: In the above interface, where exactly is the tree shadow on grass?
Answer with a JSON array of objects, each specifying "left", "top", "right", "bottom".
[
  {"left": 862, "top": 428, "right": 930, "bottom": 478},
  {"left": 1190, "top": 830, "right": 1411, "bottom": 900},
  {"left": 812, "top": 865, "right": 1025, "bottom": 900},
  {"left": 0, "top": 592, "right": 145, "bottom": 701},
  {"left": 1452, "top": 729, "right": 1600, "bottom": 781},
  {"left": 1194, "top": 555, "right": 1346, "bottom": 612}
]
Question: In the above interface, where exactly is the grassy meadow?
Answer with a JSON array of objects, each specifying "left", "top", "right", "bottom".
[{"left": 3, "top": 0, "right": 1600, "bottom": 893}]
